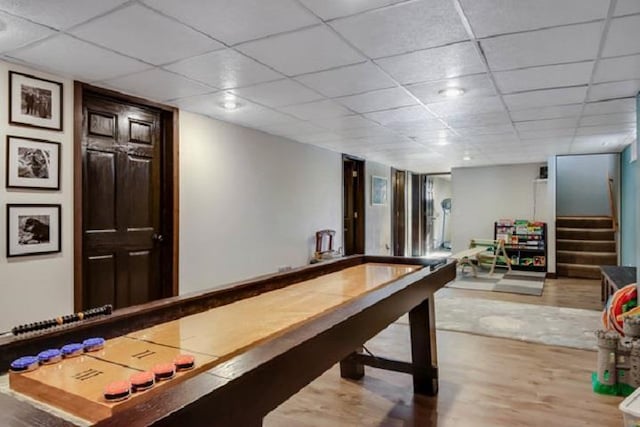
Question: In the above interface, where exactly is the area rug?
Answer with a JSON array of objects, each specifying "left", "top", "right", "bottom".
[
  {"left": 423, "top": 293, "right": 601, "bottom": 350},
  {"left": 446, "top": 269, "right": 546, "bottom": 296}
]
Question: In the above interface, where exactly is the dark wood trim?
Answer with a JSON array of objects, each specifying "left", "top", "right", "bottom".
[
  {"left": 342, "top": 155, "right": 365, "bottom": 255},
  {"left": 8, "top": 70, "right": 64, "bottom": 131},
  {"left": 5, "top": 135, "right": 61, "bottom": 190},
  {"left": 73, "top": 82, "right": 180, "bottom": 310},
  {"left": 545, "top": 272, "right": 557, "bottom": 279}
]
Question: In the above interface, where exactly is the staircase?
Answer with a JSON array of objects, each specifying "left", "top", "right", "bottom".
[{"left": 556, "top": 216, "right": 617, "bottom": 279}]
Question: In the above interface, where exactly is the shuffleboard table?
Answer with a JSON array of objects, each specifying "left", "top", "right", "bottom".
[{"left": 0, "top": 255, "right": 455, "bottom": 426}]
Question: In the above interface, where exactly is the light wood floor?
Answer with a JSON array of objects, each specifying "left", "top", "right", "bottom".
[{"left": 265, "top": 276, "right": 623, "bottom": 426}]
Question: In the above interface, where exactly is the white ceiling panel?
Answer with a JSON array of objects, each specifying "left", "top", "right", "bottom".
[
  {"left": 454, "top": 125, "right": 515, "bottom": 136},
  {"left": 330, "top": 0, "right": 467, "bottom": 58},
  {"left": 615, "top": 0, "right": 640, "bottom": 16},
  {"left": 384, "top": 119, "right": 448, "bottom": 134},
  {"left": 335, "top": 126, "right": 399, "bottom": 139},
  {"left": 364, "top": 105, "right": 436, "bottom": 125},
  {"left": 143, "top": 0, "right": 319, "bottom": 45},
  {"left": 295, "top": 62, "right": 396, "bottom": 98},
  {"left": 297, "top": 0, "right": 406, "bottom": 20},
  {"left": 375, "top": 42, "right": 485, "bottom": 85},
  {"left": 0, "top": 0, "right": 128, "bottom": 30},
  {"left": 259, "top": 120, "right": 325, "bottom": 136},
  {"left": 572, "top": 134, "right": 632, "bottom": 151},
  {"left": 8, "top": 34, "right": 150, "bottom": 81},
  {"left": 0, "top": 11, "right": 55, "bottom": 53},
  {"left": 279, "top": 99, "right": 353, "bottom": 120},
  {"left": 310, "top": 115, "right": 380, "bottom": 131},
  {"left": 509, "top": 104, "right": 584, "bottom": 121},
  {"left": 602, "top": 15, "right": 640, "bottom": 58},
  {"left": 231, "top": 79, "right": 322, "bottom": 107},
  {"left": 460, "top": 0, "right": 608, "bottom": 38},
  {"left": 594, "top": 54, "right": 640, "bottom": 83},
  {"left": 583, "top": 98, "right": 636, "bottom": 115},
  {"left": 427, "top": 95, "right": 505, "bottom": 117},
  {"left": 407, "top": 73, "right": 496, "bottom": 104},
  {"left": 164, "top": 49, "right": 282, "bottom": 90},
  {"left": 336, "top": 87, "right": 416, "bottom": 113},
  {"left": 294, "top": 132, "right": 343, "bottom": 144},
  {"left": 514, "top": 118, "right": 579, "bottom": 132},
  {"left": 103, "top": 68, "right": 213, "bottom": 101},
  {"left": 503, "top": 86, "right": 587, "bottom": 110},
  {"left": 236, "top": 25, "right": 365, "bottom": 76},
  {"left": 445, "top": 112, "right": 511, "bottom": 128},
  {"left": 493, "top": 61, "right": 594, "bottom": 94},
  {"left": 579, "top": 112, "right": 636, "bottom": 127},
  {"left": 575, "top": 124, "right": 635, "bottom": 136},
  {"left": 71, "top": 4, "right": 222, "bottom": 66},
  {"left": 519, "top": 128, "right": 576, "bottom": 140},
  {"left": 481, "top": 22, "right": 602, "bottom": 71},
  {"left": 588, "top": 80, "right": 640, "bottom": 101}
]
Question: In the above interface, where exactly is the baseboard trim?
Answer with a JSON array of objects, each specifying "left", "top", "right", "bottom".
[{"left": 546, "top": 272, "right": 557, "bottom": 279}]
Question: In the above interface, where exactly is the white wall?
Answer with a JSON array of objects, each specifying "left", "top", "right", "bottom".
[
  {"left": 179, "top": 111, "right": 342, "bottom": 294},
  {"left": 0, "top": 62, "right": 74, "bottom": 331},
  {"left": 365, "top": 161, "right": 391, "bottom": 255},
  {"left": 432, "top": 176, "right": 452, "bottom": 249},
  {"left": 451, "top": 163, "right": 544, "bottom": 254}
]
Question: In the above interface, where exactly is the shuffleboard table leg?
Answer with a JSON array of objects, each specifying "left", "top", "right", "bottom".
[
  {"left": 340, "top": 347, "right": 365, "bottom": 380},
  {"left": 409, "top": 297, "right": 438, "bottom": 396}
]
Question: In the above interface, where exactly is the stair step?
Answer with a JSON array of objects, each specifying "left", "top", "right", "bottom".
[
  {"left": 556, "top": 227, "right": 615, "bottom": 241},
  {"left": 556, "top": 216, "right": 613, "bottom": 228},
  {"left": 556, "top": 250, "right": 617, "bottom": 265},
  {"left": 556, "top": 239, "right": 616, "bottom": 252},
  {"left": 557, "top": 263, "right": 602, "bottom": 279}
]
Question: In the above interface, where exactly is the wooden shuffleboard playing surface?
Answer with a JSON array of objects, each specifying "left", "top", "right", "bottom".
[{"left": 9, "top": 263, "right": 420, "bottom": 423}]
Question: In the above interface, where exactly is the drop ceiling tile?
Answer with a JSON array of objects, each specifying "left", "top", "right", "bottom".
[
  {"left": 509, "top": 104, "right": 583, "bottom": 121},
  {"left": 459, "top": 0, "right": 608, "bottom": 38},
  {"left": 503, "top": 87, "right": 587, "bottom": 110},
  {"left": 259, "top": 120, "right": 324, "bottom": 136},
  {"left": 364, "top": 105, "right": 436, "bottom": 125},
  {"left": 407, "top": 73, "right": 496, "bottom": 104},
  {"left": 583, "top": 97, "right": 636, "bottom": 115},
  {"left": 575, "top": 124, "right": 635, "bottom": 136},
  {"left": 330, "top": 0, "right": 467, "bottom": 58},
  {"left": 514, "top": 118, "right": 579, "bottom": 132},
  {"left": 411, "top": 129, "right": 458, "bottom": 141},
  {"left": 588, "top": 80, "right": 640, "bottom": 101},
  {"left": 143, "top": 0, "right": 319, "bottom": 45},
  {"left": 519, "top": 128, "right": 576, "bottom": 140},
  {"left": 602, "top": 15, "right": 640, "bottom": 57},
  {"left": 295, "top": 62, "right": 396, "bottom": 98},
  {"left": 298, "top": 0, "right": 405, "bottom": 20},
  {"left": 445, "top": 112, "right": 511, "bottom": 128},
  {"left": 294, "top": 132, "right": 344, "bottom": 144},
  {"left": 579, "top": 113, "right": 636, "bottom": 126},
  {"left": 594, "top": 54, "right": 640, "bottom": 83},
  {"left": 335, "top": 126, "right": 399, "bottom": 139},
  {"left": 279, "top": 99, "right": 353, "bottom": 120},
  {"left": 427, "top": 95, "right": 505, "bottom": 117},
  {"left": 0, "top": 11, "right": 55, "bottom": 53},
  {"left": 615, "top": 0, "right": 640, "bottom": 16},
  {"left": 8, "top": 34, "right": 150, "bottom": 81},
  {"left": 384, "top": 119, "right": 448, "bottom": 134},
  {"left": 0, "top": 0, "right": 128, "bottom": 30},
  {"left": 236, "top": 25, "right": 365, "bottom": 76},
  {"left": 71, "top": 4, "right": 222, "bottom": 65},
  {"left": 493, "top": 61, "right": 594, "bottom": 94},
  {"left": 164, "top": 49, "right": 282, "bottom": 90},
  {"left": 335, "top": 87, "right": 417, "bottom": 113},
  {"left": 454, "top": 125, "right": 515, "bottom": 136},
  {"left": 572, "top": 134, "right": 632, "bottom": 152},
  {"left": 103, "top": 68, "right": 213, "bottom": 101},
  {"left": 375, "top": 42, "right": 485, "bottom": 85},
  {"left": 310, "top": 115, "right": 380, "bottom": 131},
  {"left": 231, "top": 79, "right": 322, "bottom": 107},
  {"left": 481, "top": 22, "right": 602, "bottom": 71}
]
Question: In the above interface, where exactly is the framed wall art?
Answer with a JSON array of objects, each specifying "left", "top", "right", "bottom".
[
  {"left": 6, "top": 136, "right": 60, "bottom": 190},
  {"left": 9, "top": 71, "right": 63, "bottom": 131},
  {"left": 7, "top": 204, "right": 61, "bottom": 257},
  {"left": 371, "top": 175, "right": 388, "bottom": 205}
]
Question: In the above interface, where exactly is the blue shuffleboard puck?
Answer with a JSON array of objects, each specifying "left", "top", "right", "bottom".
[
  {"left": 61, "top": 343, "right": 84, "bottom": 358},
  {"left": 38, "top": 349, "right": 63, "bottom": 365},
  {"left": 83, "top": 337, "right": 105, "bottom": 352},
  {"left": 10, "top": 356, "right": 39, "bottom": 373}
]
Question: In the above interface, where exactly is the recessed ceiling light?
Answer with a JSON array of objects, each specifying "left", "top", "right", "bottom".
[
  {"left": 439, "top": 87, "right": 465, "bottom": 98},
  {"left": 437, "top": 140, "right": 449, "bottom": 146},
  {"left": 463, "top": 155, "right": 471, "bottom": 161},
  {"left": 222, "top": 101, "right": 239, "bottom": 110}
]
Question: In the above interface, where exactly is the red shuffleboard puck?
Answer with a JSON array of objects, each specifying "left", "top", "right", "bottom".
[
  {"left": 103, "top": 380, "right": 131, "bottom": 402},
  {"left": 152, "top": 362, "right": 175, "bottom": 381},
  {"left": 130, "top": 371, "right": 155, "bottom": 391},
  {"left": 174, "top": 354, "right": 195, "bottom": 371}
]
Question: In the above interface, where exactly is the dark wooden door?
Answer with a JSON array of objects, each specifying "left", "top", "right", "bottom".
[
  {"left": 392, "top": 169, "right": 406, "bottom": 256},
  {"left": 81, "top": 93, "right": 164, "bottom": 309},
  {"left": 343, "top": 156, "right": 365, "bottom": 255}
]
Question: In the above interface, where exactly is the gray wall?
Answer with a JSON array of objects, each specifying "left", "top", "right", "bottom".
[{"left": 556, "top": 154, "right": 618, "bottom": 216}]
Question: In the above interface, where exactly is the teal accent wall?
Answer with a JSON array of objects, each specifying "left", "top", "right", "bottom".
[{"left": 620, "top": 143, "right": 637, "bottom": 266}]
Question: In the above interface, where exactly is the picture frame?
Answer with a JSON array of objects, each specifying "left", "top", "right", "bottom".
[
  {"left": 371, "top": 175, "right": 388, "bottom": 205},
  {"left": 7, "top": 204, "right": 61, "bottom": 258},
  {"left": 9, "top": 71, "right": 63, "bottom": 131},
  {"left": 6, "top": 135, "right": 61, "bottom": 190}
]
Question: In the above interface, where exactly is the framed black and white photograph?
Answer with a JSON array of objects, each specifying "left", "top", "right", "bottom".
[
  {"left": 9, "top": 71, "right": 63, "bottom": 131},
  {"left": 371, "top": 175, "right": 388, "bottom": 205},
  {"left": 7, "top": 204, "right": 61, "bottom": 257},
  {"left": 6, "top": 136, "right": 60, "bottom": 190}
]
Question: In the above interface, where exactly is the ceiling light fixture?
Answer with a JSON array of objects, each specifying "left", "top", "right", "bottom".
[
  {"left": 438, "top": 87, "right": 465, "bottom": 98},
  {"left": 463, "top": 155, "right": 471, "bottom": 161},
  {"left": 222, "top": 101, "right": 239, "bottom": 110}
]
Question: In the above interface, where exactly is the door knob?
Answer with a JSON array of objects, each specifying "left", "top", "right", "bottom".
[{"left": 152, "top": 233, "right": 164, "bottom": 243}]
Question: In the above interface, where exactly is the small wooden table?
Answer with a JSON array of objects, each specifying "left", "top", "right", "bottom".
[{"left": 600, "top": 266, "right": 637, "bottom": 303}]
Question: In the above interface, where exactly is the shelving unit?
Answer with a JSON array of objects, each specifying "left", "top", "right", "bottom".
[{"left": 494, "top": 219, "right": 547, "bottom": 272}]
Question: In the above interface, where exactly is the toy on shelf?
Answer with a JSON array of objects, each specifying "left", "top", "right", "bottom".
[
  {"left": 593, "top": 283, "right": 640, "bottom": 396},
  {"left": 311, "top": 229, "right": 342, "bottom": 263}
]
